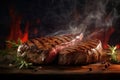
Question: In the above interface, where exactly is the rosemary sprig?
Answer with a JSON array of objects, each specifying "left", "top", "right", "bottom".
[
  {"left": 6, "top": 38, "right": 32, "bottom": 69},
  {"left": 107, "top": 45, "right": 119, "bottom": 63},
  {"left": 15, "top": 56, "right": 32, "bottom": 69}
]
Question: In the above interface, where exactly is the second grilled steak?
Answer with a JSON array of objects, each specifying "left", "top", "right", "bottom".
[{"left": 58, "top": 39, "right": 104, "bottom": 65}]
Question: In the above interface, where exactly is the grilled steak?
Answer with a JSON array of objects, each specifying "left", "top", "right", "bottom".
[
  {"left": 45, "top": 33, "right": 83, "bottom": 63},
  {"left": 58, "top": 39, "right": 104, "bottom": 65},
  {"left": 17, "top": 33, "right": 82, "bottom": 64}
]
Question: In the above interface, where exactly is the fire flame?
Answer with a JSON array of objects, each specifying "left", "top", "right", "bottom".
[{"left": 7, "top": 8, "right": 29, "bottom": 43}]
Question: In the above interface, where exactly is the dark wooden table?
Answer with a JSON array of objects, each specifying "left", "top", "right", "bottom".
[{"left": 1, "top": 63, "right": 120, "bottom": 80}]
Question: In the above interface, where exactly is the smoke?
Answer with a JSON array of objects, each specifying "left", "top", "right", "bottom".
[
  {"left": 69, "top": 0, "right": 113, "bottom": 34},
  {"left": 11, "top": 0, "right": 120, "bottom": 37},
  {"left": 46, "top": 0, "right": 117, "bottom": 36}
]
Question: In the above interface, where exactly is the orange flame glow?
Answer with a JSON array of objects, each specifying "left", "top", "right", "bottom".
[{"left": 7, "top": 8, "right": 29, "bottom": 43}]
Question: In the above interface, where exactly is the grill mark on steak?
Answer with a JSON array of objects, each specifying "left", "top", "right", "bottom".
[
  {"left": 26, "top": 40, "right": 35, "bottom": 47},
  {"left": 62, "top": 36, "right": 71, "bottom": 42},
  {"left": 34, "top": 38, "right": 45, "bottom": 48},
  {"left": 55, "top": 37, "right": 66, "bottom": 43},
  {"left": 31, "top": 39, "right": 43, "bottom": 49}
]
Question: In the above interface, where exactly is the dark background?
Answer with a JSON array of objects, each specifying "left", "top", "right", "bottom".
[{"left": 0, "top": 0, "right": 120, "bottom": 49}]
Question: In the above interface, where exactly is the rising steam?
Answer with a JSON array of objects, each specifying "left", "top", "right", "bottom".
[
  {"left": 49, "top": 0, "right": 119, "bottom": 39},
  {"left": 69, "top": 0, "right": 114, "bottom": 34}
]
